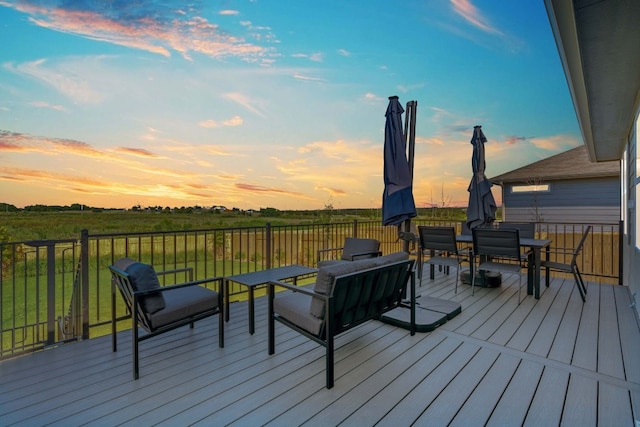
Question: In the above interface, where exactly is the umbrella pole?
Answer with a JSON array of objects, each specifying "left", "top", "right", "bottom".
[{"left": 401, "top": 100, "right": 418, "bottom": 253}]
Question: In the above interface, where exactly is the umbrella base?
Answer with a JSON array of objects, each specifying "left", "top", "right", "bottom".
[
  {"left": 380, "top": 297, "right": 461, "bottom": 333},
  {"left": 460, "top": 270, "right": 502, "bottom": 288}
]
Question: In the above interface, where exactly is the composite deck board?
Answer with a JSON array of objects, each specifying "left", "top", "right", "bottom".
[
  {"left": 563, "top": 375, "right": 598, "bottom": 425},
  {"left": 412, "top": 346, "right": 501, "bottom": 425},
  {"left": 375, "top": 341, "right": 480, "bottom": 425},
  {"left": 524, "top": 366, "right": 570, "bottom": 427},
  {"left": 449, "top": 352, "right": 522, "bottom": 426},
  {"left": 599, "top": 284, "right": 626, "bottom": 379},
  {"left": 0, "top": 274, "right": 638, "bottom": 426},
  {"left": 547, "top": 279, "right": 584, "bottom": 364},
  {"left": 572, "top": 284, "right": 601, "bottom": 371},
  {"left": 488, "top": 359, "right": 544, "bottom": 425},
  {"left": 526, "top": 273, "right": 573, "bottom": 357}
]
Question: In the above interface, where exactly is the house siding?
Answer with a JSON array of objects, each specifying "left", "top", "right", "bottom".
[
  {"left": 502, "top": 206, "right": 619, "bottom": 224},
  {"left": 501, "top": 177, "right": 620, "bottom": 223}
]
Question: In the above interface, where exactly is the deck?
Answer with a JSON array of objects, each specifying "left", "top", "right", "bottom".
[{"left": 1, "top": 272, "right": 639, "bottom": 426}]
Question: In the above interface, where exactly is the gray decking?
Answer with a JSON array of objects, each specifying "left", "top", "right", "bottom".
[{"left": 1, "top": 272, "right": 639, "bottom": 426}]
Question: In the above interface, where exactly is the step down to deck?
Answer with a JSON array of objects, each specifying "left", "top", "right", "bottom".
[{"left": 380, "top": 297, "right": 461, "bottom": 333}]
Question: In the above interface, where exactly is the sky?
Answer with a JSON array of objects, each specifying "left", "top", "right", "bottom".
[{"left": 0, "top": 0, "right": 582, "bottom": 211}]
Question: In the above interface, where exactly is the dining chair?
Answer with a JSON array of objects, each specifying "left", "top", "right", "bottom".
[
  {"left": 541, "top": 226, "right": 591, "bottom": 302},
  {"left": 472, "top": 228, "right": 533, "bottom": 304},
  {"left": 498, "top": 222, "right": 536, "bottom": 239},
  {"left": 418, "top": 226, "right": 471, "bottom": 293}
]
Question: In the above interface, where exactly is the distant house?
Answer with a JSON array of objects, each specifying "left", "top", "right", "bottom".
[{"left": 490, "top": 145, "right": 620, "bottom": 224}]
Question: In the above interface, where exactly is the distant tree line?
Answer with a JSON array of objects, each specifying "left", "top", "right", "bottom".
[
  {"left": 0, "top": 203, "right": 111, "bottom": 212},
  {"left": 1, "top": 202, "right": 468, "bottom": 220}
]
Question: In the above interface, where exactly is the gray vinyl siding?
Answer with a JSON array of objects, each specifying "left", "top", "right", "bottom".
[
  {"left": 501, "top": 177, "right": 620, "bottom": 223},
  {"left": 502, "top": 206, "right": 619, "bottom": 223}
]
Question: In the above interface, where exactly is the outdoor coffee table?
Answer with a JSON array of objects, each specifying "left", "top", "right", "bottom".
[{"left": 224, "top": 265, "right": 317, "bottom": 334}]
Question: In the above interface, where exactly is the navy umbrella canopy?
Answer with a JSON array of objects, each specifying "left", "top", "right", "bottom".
[
  {"left": 466, "top": 125, "right": 497, "bottom": 230},
  {"left": 382, "top": 96, "right": 417, "bottom": 226}
]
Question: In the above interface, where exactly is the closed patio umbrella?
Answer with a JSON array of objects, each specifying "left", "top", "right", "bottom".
[
  {"left": 382, "top": 96, "right": 417, "bottom": 227},
  {"left": 466, "top": 125, "right": 497, "bottom": 230}
]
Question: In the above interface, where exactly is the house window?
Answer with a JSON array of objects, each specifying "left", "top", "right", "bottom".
[{"left": 510, "top": 184, "right": 550, "bottom": 193}]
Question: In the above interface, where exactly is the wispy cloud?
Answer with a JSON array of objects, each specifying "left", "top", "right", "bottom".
[
  {"left": 396, "top": 83, "right": 424, "bottom": 94},
  {"left": 5, "top": 58, "right": 105, "bottom": 104},
  {"left": 235, "top": 182, "right": 305, "bottom": 197},
  {"left": 450, "top": 0, "right": 502, "bottom": 35},
  {"left": 314, "top": 185, "right": 346, "bottom": 197},
  {"left": 223, "top": 92, "right": 266, "bottom": 117},
  {"left": 198, "top": 115, "right": 244, "bottom": 128},
  {"left": 30, "top": 100, "right": 67, "bottom": 111},
  {"left": 293, "top": 73, "right": 325, "bottom": 82},
  {"left": 529, "top": 135, "right": 581, "bottom": 151},
  {"left": 114, "top": 147, "right": 161, "bottom": 158},
  {"left": 2, "top": 1, "right": 274, "bottom": 62},
  {"left": 292, "top": 52, "right": 323, "bottom": 62},
  {"left": 362, "top": 93, "right": 384, "bottom": 103},
  {"left": 1, "top": 129, "right": 105, "bottom": 157},
  {"left": 504, "top": 135, "right": 530, "bottom": 145}
]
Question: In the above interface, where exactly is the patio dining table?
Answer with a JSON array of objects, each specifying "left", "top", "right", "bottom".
[
  {"left": 224, "top": 265, "right": 317, "bottom": 334},
  {"left": 456, "top": 234, "right": 551, "bottom": 299}
]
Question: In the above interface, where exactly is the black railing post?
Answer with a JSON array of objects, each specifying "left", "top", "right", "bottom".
[
  {"left": 81, "top": 229, "right": 90, "bottom": 339},
  {"left": 352, "top": 220, "right": 358, "bottom": 238},
  {"left": 618, "top": 220, "right": 624, "bottom": 286},
  {"left": 266, "top": 223, "right": 272, "bottom": 269}
]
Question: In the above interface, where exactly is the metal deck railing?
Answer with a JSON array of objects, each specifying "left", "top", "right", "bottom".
[{"left": 0, "top": 220, "right": 621, "bottom": 358}]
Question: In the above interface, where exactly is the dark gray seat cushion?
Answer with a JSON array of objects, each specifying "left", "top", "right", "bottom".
[
  {"left": 274, "top": 292, "right": 323, "bottom": 336},
  {"left": 125, "top": 262, "right": 166, "bottom": 314},
  {"left": 148, "top": 285, "right": 219, "bottom": 330}
]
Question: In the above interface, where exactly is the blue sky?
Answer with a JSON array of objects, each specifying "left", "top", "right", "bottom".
[{"left": 0, "top": 0, "right": 581, "bottom": 210}]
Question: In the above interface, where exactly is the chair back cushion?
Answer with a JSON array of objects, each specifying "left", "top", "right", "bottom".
[
  {"left": 310, "top": 252, "right": 409, "bottom": 318},
  {"left": 498, "top": 222, "right": 535, "bottom": 239},
  {"left": 341, "top": 237, "right": 380, "bottom": 261},
  {"left": 124, "top": 262, "right": 166, "bottom": 314},
  {"left": 418, "top": 226, "right": 458, "bottom": 253},
  {"left": 310, "top": 257, "right": 378, "bottom": 318},
  {"left": 473, "top": 228, "right": 521, "bottom": 259}
]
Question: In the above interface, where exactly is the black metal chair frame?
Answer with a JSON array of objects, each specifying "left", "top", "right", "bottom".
[
  {"left": 417, "top": 226, "right": 470, "bottom": 293},
  {"left": 109, "top": 264, "right": 224, "bottom": 379},
  {"left": 472, "top": 228, "right": 533, "bottom": 304},
  {"left": 268, "top": 259, "right": 415, "bottom": 389},
  {"left": 541, "top": 226, "right": 592, "bottom": 302}
]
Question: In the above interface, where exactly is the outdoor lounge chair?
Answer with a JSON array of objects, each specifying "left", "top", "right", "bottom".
[
  {"left": 541, "top": 226, "right": 591, "bottom": 302},
  {"left": 317, "top": 237, "right": 381, "bottom": 267},
  {"left": 268, "top": 253, "right": 415, "bottom": 388},
  {"left": 472, "top": 228, "right": 533, "bottom": 304},
  {"left": 417, "top": 226, "right": 470, "bottom": 293},
  {"left": 109, "top": 258, "right": 224, "bottom": 379}
]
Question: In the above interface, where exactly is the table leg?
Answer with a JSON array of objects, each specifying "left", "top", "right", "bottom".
[
  {"left": 534, "top": 248, "right": 541, "bottom": 299},
  {"left": 429, "top": 249, "right": 435, "bottom": 280},
  {"left": 224, "top": 279, "right": 230, "bottom": 322},
  {"left": 248, "top": 286, "right": 255, "bottom": 335},
  {"left": 545, "top": 246, "right": 550, "bottom": 287}
]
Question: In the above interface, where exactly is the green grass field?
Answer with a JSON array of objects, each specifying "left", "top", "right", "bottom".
[{"left": 1, "top": 207, "right": 470, "bottom": 242}]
